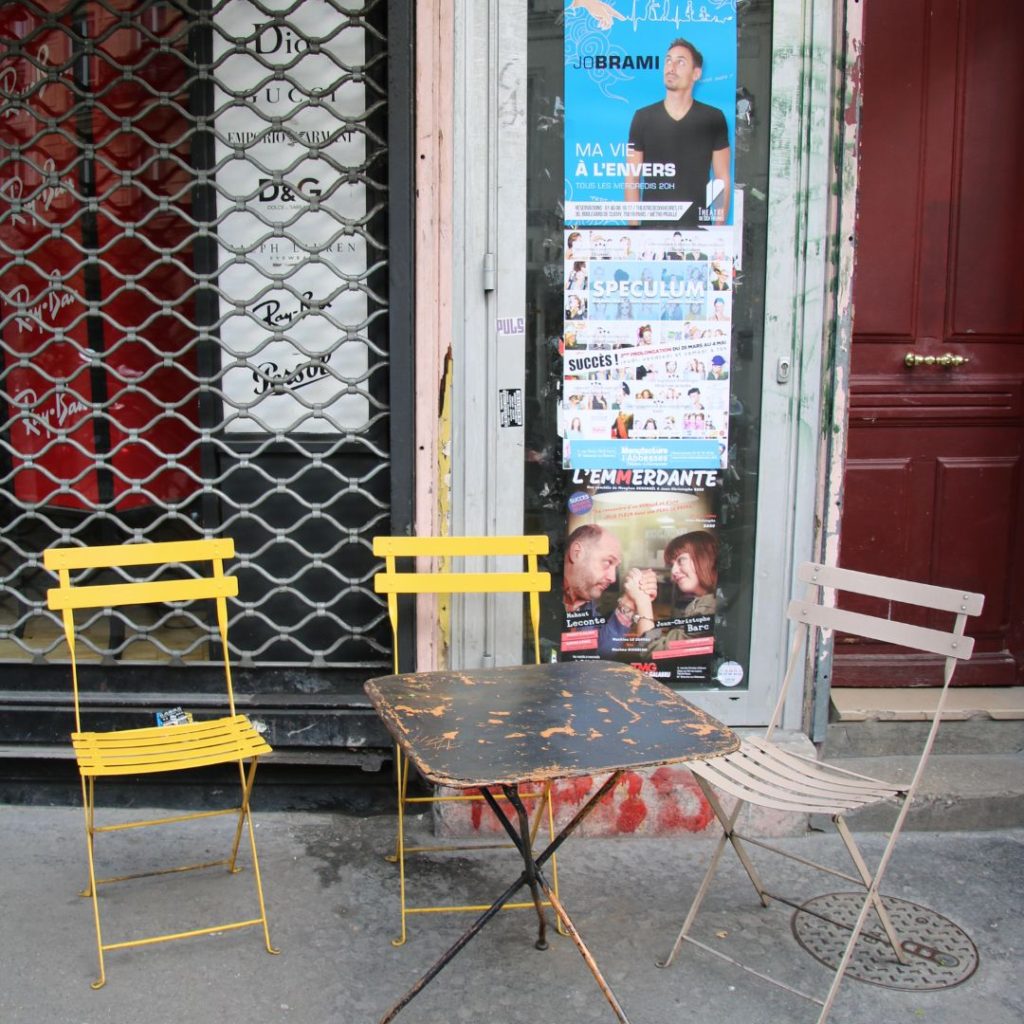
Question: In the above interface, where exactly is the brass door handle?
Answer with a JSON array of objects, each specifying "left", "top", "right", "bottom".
[{"left": 904, "top": 352, "right": 970, "bottom": 369}]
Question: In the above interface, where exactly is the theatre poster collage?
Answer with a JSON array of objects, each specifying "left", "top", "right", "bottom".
[{"left": 555, "top": 3, "right": 743, "bottom": 691}]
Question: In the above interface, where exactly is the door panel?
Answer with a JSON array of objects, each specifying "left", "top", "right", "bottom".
[
  {"left": 838, "top": 0, "right": 1024, "bottom": 686},
  {"left": 951, "top": 5, "right": 1024, "bottom": 336}
]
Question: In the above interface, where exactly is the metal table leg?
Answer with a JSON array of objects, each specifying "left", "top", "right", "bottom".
[{"left": 378, "top": 771, "right": 629, "bottom": 1024}]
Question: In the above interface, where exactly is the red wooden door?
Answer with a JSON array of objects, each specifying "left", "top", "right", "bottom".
[{"left": 837, "top": 0, "right": 1024, "bottom": 686}]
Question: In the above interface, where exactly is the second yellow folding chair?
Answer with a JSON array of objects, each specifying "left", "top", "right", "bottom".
[
  {"left": 372, "top": 534, "right": 562, "bottom": 946},
  {"left": 44, "top": 538, "right": 277, "bottom": 988}
]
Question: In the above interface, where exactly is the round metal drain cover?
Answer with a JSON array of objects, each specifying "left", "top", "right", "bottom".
[{"left": 791, "top": 892, "right": 978, "bottom": 991}]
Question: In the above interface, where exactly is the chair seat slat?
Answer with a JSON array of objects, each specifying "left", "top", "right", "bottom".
[
  {"left": 690, "top": 758, "right": 875, "bottom": 815},
  {"left": 72, "top": 716, "right": 271, "bottom": 776},
  {"left": 727, "top": 742, "right": 900, "bottom": 802},
  {"left": 742, "top": 737, "right": 904, "bottom": 797}
]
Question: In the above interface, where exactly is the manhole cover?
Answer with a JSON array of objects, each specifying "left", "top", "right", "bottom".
[{"left": 791, "top": 892, "right": 979, "bottom": 991}]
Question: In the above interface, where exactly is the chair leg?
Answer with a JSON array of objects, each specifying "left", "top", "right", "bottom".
[
  {"left": 77, "top": 775, "right": 95, "bottom": 898},
  {"left": 696, "top": 776, "right": 771, "bottom": 907},
  {"left": 833, "top": 815, "right": 908, "bottom": 965},
  {"left": 657, "top": 819, "right": 731, "bottom": 969},
  {"left": 239, "top": 768, "right": 278, "bottom": 956},
  {"left": 390, "top": 745, "right": 409, "bottom": 947},
  {"left": 536, "top": 781, "right": 568, "bottom": 937},
  {"left": 226, "top": 759, "right": 277, "bottom": 955},
  {"left": 79, "top": 775, "right": 106, "bottom": 990},
  {"left": 658, "top": 778, "right": 770, "bottom": 971},
  {"left": 386, "top": 746, "right": 409, "bottom": 865},
  {"left": 228, "top": 758, "right": 258, "bottom": 873},
  {"left": 815, "top": 880, "right": 887, "bottom": 1024}
]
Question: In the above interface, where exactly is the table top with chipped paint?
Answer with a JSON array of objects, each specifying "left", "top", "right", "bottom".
[{"left": 363, "top": 659, "right": 739, "bottom": 789}]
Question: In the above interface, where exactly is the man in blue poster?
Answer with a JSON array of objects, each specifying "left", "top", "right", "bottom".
[
  {"left": 625, "top": 38, "right": 730, "bottom": 227},
  {"left": 564, "top": 0, "right": 736, "bottom": 228}
]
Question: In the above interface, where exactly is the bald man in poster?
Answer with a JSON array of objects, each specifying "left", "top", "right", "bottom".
[{"left": 563, "top": 524, "right": 657, "bottom": 654}]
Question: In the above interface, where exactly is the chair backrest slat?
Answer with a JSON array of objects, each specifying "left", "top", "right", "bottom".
[
  {"left": 765, "top": 562, "right": 984, "bottom": 741},
  {"left": 48, "top": 576, "right": 238, "bottom": 612},
  {"left": 798, "top": 562, "right": 983, "bottom": 616},
  {"left": 787, "top": 599, "right": 975, "bottom": 660},
  {"left": 373, "top": 535, "right": 548, "bottom": 559},
  {"left": 45, "top": 539, "right": 240, "bottom": 732},
  {"left": 44, "top": 538, "right": 235, "bottom": 572},
  {"left": 371, "top": 535, "right": 551, "bottom": 673},
  {"left": 374, "top": 571, "right": 550, "bottom": 596}
]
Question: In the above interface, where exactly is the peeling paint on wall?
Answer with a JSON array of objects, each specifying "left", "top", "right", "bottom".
[
  {"left": 811, "top": 0, "right": 864, "bottom": 742},
  {"left": 437, "top": 343, "right": 454, "bottom": 665}
]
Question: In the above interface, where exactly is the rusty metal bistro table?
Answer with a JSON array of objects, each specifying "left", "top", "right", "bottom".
[{"left": 364, "top": 659, "right": 739, "bottom": 1024}]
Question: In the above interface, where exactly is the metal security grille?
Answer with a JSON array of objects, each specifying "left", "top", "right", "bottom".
[{"left": 0, "top": 0, "right": 408, "bottom": 706}]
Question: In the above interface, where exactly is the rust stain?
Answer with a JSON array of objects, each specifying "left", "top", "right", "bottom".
[
  {"left": 609, "top": 694, "right": 641, "bottom": 723},
  {"left": 394, "top": 703, "right": 447, "bottom": 717},
  {"left": 505, "top": 731, "right": 526, "bottom": 739},
  {"left": 560, "top": 690, "right": 573, "bottom": 697},
  {"left": 587, "top": 728, "right": 604, "bottom": 739},
  {"left": 540, "top": 724, "right": 578, "bottom": 739},
  {"left": 687, "top": 722, "right": 717, "bottom": 736}
]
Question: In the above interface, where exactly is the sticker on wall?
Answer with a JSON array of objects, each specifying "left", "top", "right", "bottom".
[
  {"left": 560, "top": 226, "right": 736, "bottom": 471},
  {"left": 567, "top": 490, "right": 594, "bottom": 517},
  {"left": 560, "top": 6, "right": 741, "bottom": 472},
  {"left": 499, "top": 388, "right": 524, "bottom": 427},
  {"left": 496, "top": 316, "right": 526, "bottom": 337},
  {"left": 716, "top": 660, "right": 744, "bottom": 688}
]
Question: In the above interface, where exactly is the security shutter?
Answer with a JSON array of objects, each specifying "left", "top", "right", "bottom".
[{"left": 0, "top": 0, "right": 413, "bottom": 764}]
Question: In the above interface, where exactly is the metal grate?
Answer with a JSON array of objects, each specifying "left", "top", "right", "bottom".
[
  {"left": 0, "top": 0, "right": 397, "bottom": 676},
  {"left": 791, "top": 892, "right": 980, "bottom": 991}
]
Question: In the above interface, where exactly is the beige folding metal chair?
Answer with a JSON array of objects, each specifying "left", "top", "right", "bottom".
[{"left": 657, "top": 562, "right": 984, "bottom": 1023}]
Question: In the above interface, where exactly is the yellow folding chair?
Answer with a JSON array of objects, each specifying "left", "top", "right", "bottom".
[
  {"left": 44, "top": 538, "right": 277, "bottom": 988},
  {"left": 372, "top": 534, "right": 562, "bottom": 946}
]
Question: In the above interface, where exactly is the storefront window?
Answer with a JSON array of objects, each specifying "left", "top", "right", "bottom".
[
  {"left": 0, "top": 0, "right": 399, "bottom": 677},
  {"left": 525, "top": 0, "right": 773, "bottom": 692}
]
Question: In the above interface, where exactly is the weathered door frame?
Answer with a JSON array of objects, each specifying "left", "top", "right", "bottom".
[{"left": 430, "top": 0, "right": 851, "bottom": 731}]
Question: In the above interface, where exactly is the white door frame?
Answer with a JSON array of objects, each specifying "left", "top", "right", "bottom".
[{"left": 444, "top": 0, "right": 845, "bottom": 726}]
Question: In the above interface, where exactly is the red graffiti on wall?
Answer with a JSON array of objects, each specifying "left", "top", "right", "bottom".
[{"left": 438, "top": 765, "right": 716, "bottom": 838}]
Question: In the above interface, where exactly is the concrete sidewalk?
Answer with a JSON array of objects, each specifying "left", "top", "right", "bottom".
[{"left": 1, "top": 803, "right": 1021, "bottom": 1024}]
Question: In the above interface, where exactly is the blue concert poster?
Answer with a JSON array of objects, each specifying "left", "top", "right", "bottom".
[{"left": 564, "top": 1, "right": 737, "bottom": 228}]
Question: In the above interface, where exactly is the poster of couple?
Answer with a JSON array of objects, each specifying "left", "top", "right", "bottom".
[{"left": 556, "top": 471, "right": 724, "bottom": 686}]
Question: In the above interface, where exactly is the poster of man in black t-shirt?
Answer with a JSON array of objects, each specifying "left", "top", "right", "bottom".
[{"left": 625, "top": 38, "right": 731, "bottom": 228}]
